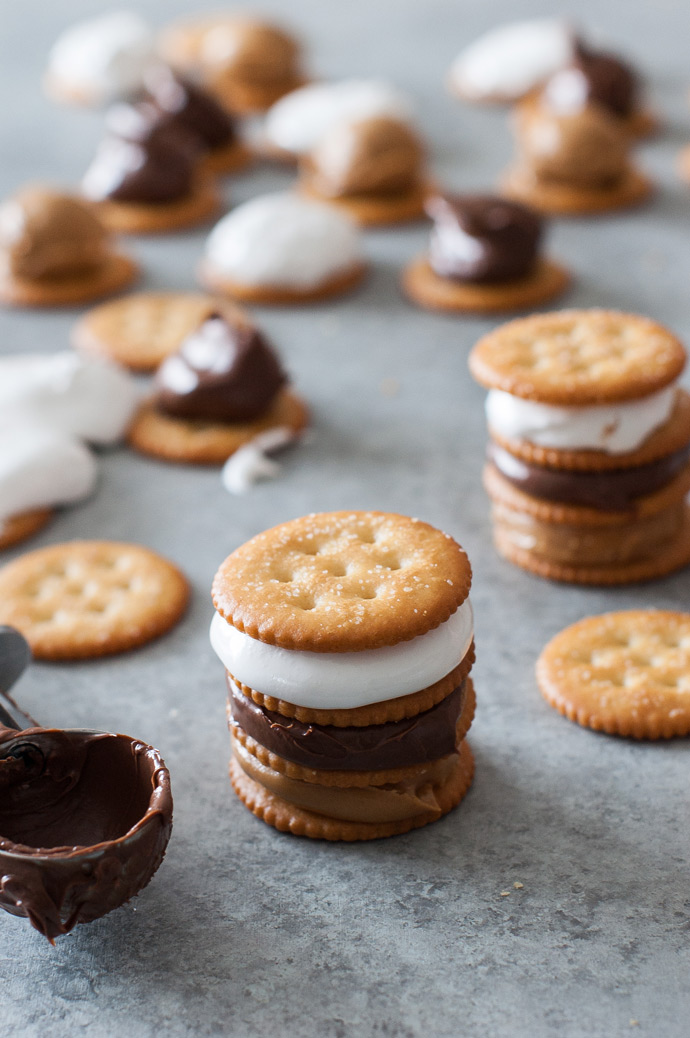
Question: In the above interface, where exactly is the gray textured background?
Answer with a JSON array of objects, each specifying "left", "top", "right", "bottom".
[{"left": 1, "top": 1, "right": 689, "bottom": 1036}]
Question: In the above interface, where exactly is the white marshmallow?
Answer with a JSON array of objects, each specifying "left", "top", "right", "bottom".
[
  {"left": 0, "top": 425, "right": 97, "bottom": 524},
  {"left": 221, "top": 427, "right": 296, "bottom": 495},
  {"left": 449, "top": 19, "right": 574, "bottom": 101},
  {"left": 486, "top": 385, "right": 677, "bottom": 454},
  {"left": 210, "top": 600, "right": 474, "bottom": 710},
  {"left": 264, "top": 79, "right": 412, "bottom": 155},
  {"left": 47, "top": 11, "right": 155, "bottom": 105},
  {"left": 0, "top": 353, "right": 139, "bottom": 445},
  {"left": 204, "top": 192, "right": 362, "bottom": 290}
]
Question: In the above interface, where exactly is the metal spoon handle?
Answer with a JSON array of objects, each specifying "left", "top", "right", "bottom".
[{"left": 0, "top": 627, "right": 36, "bottom": 730}]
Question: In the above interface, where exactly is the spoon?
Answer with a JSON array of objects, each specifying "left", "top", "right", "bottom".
[{"left": 0, "top": 626, "right": 173, "bottom": 942}]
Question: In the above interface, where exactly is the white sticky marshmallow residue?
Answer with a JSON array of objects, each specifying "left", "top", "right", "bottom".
[
  {"left": 47, "top": 10, "right": 155, "bottom": 105},
  {"left": 210, "top": 599, "right": 474, "bottom": 710},
  {"left": 0, "top": 352, "right": 140, "bottom": 445},
  {"left": 204, "top": 192, "right": 362, "bottom": 289},
  {"left": 264, "top": 78, "right": 412, "bottom": 155},
  {"left": 0, "top": 425, "right": 97, "bottom": 524},
  {"left": 449, "top": 18, "right": 574, "bottom": 101},
  {"left": 221, "top": 427, "right": 296, "bottom": 495},
  {"left": 486, "top": 384, "right": 677, "bottom": 454}
]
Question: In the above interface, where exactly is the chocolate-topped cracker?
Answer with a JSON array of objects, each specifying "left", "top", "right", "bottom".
[
  {"left": 127, "top": 307, "right": 307, "bottom": 465},
  {"left": 537, "top": 611, "right": 690, "bottom": 737},
  {"left": 403, "top": 193, "right": 569, "bottom": 314}
]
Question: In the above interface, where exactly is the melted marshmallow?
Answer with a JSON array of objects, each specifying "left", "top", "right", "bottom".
[
  {"left": 486, "top": 385, "right": 677, "bottom": 454},
  {"left": 0, "top": 425, "right": 97, "bottom": 523},
  {"left": 449, "top": 19, "right": 574, "bottom": 101},
  {"left": 221, "top": 427, "right": 296, "bottom": 495},
  {"left": 264, "top": 79, "right": 412, "bottom": 154},
  {"left": 204, "top": 192, "right": 362, "bottom": 289},
  {"left": 210, "top": 599, "right": 474, "bottom": 710},
  {"left": 0, "top": 353, "right": 139, "bottom": 445},
  {"left": 47, "top": 11, "right": 155, "bottom": 104}
]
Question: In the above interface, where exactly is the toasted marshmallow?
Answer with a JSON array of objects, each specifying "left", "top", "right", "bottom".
[
  {"left": 264, "top": 78, "right": 412, "bottom": 155},
  {"left": 204, "top": 192, "right": 362, "bottom": 289},
  {"left": 0, "top": 353, "right": 139, "bottom": 445},
  {"left": 449, "top": 19, "right": 574, "bottom": 102},
  {"left": 47, "top": 11, "right": 155, "bottom": 105}
]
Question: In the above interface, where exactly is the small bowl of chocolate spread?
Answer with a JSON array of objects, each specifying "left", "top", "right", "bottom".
[{"left": 0, "top": 626, "right": 173, "bottom": 942}]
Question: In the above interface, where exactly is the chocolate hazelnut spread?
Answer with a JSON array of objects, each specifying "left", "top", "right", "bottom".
[
  {"left": 488, "top": 445, "right": 690, "bottom": 512},
  {"left": 83, "top": 133, "right": 197, "bottom": 205},
  {"left": 155, "top": 313, "right": 286, "bottom": 422},
  {"left": 425, "top": 193, "right": 543, "bottom": 283},
  {"left": 0, "top": 188, "right": 110, "bottom": 280},
  {"left": 515, "top": 102, "right": 628, "bottom": 188},
  {"left": 142, "top": 67, "right": 236, "bottom": 150},
  {"left": 228, "top": 680, "right": 465, "bottom": 771},
  {"left": 0, "top": 727, "right": 172, "bottom": 941},
  {"left": 105, "top": 99, "right": 204, "bottom": 160},
  {"left": 304, "top": 116, "right": 423, "bottom": 198},
  {"left": 544, "top": 45, "right": 638, "bottom": 120}
]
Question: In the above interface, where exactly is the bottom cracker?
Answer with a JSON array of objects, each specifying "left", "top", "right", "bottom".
[
  {"left": 229, "top": 739, "right": 474, "bottom": 841},
  {"left": 0, "top": 254, "right": 138, "bottom": 308},
  {"left": 493, "top": 504, "right": 690, "bottom": 585},
  {"left": 199, "top": 260, "right": 367, "bottom": 305},
  {"left": 128, "top": 387, "right": 309, "bottom": 464},
  {"left": 500, "top": 165, "right": 653, "bottom": 216},
  {"left": 0, "top": 510, "right": 53, "bottom": 551},
  {"left": 299, "top": 179, "right": 430, "bottom": 227},
  {"left": 95, "top": 178, "right": 219, "bottom": 234},
  {"left": 402, "top": 255, "right": 570, "bottom": 314}
]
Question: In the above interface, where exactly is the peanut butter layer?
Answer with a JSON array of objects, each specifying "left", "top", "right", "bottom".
[{"left": 229, "top": 740, "right": 474, "bottom": 841}]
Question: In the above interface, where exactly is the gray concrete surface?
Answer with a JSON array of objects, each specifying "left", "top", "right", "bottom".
[{"left": 0, "top": 1, "right": 689, "bottom": 1035}]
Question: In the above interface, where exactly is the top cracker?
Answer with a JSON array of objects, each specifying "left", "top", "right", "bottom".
[
  {"left": 212, "top": 511, "right": 471, "bottom": 653},
  {"left": 469, "top": 309, "right": 686, "bottom": 405}
]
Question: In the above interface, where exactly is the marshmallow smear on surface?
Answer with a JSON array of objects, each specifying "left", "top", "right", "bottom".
[
  {"left": 449, "top": 19, "right": 574, "bottom": 101},
  {"left": 204, "top": 192, "right": 362, "bottom": 289},
  {"left": 210, "top": 599, "right": 474, "bottom": 710},
  {"left": 486, "top": 385, "right": 677, "bottom": 454},
  {"left": 0, "top": 353, "right": 139, "bottom": 445},
  {"left": 0, "top": 425, "right": 97, "bottom": 524},
  {"left": 47, "top": 10, "right": 155, "bottom": 104},
  {"left": 264, "top": 79, "right": 412, "bottom": 154}
]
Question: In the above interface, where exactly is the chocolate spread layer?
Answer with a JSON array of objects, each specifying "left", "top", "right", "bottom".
[
  {"left": 0, "top": 728, "right": 172, "bottom": 941},
  {"left": 426, "top": 194, "right": 542, "bottom": 284},
  {"left": 228, "top": 680, "right": 465, "bottom": 770},
  {"left": 488, "top": 442, "right": 690, "bottom": 512},
  {"left": 155, "top": 313, "right": 286, "bottom": 422}
]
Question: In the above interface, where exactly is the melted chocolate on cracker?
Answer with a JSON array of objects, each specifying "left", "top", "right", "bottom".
[
  {"left": 488, "top": 442, "right": 690, "bottom": 512},
  {"left": 155, "top": 313, "right": 286, "bottom": 423},
  {"left": 228, "top": 680, "right": 465, "bottom": 771},
  {"left": 426, "top": 193, "right": 542, "bottom": 284}
]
